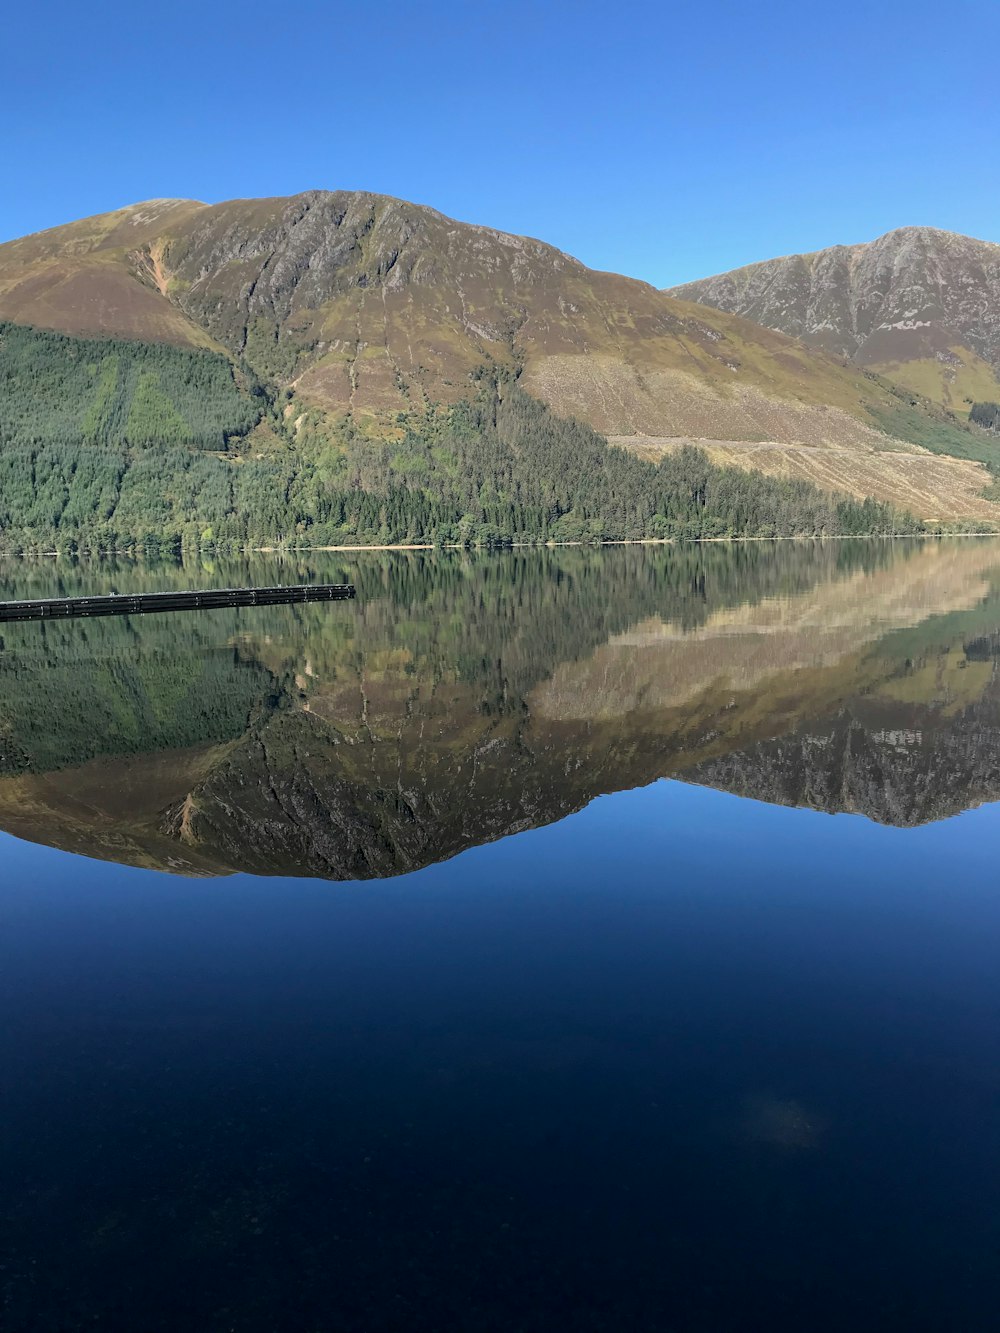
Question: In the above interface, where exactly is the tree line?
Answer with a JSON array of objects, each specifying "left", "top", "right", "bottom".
[
  {"left": 0, "top": 324, "right": 930, "bottom": 551},
  {"left": 971, "top": 401, "right": 1000, "bottom": 433}
]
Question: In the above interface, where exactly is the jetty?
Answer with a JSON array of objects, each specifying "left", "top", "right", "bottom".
[{"left": 0, "top": 583, "right": 356, "bottom": 623}]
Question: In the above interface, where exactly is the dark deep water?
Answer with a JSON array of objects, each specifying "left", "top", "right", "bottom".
[{"left": 0, "top": 541, "right": 999, "bottom": 1331}]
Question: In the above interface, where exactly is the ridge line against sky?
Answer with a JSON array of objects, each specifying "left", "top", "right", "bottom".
[
  {"left": 8, "top": 192, "right": 1000, "bottom": 298},
  {"left": 5, "top": 0, "right": 999, "bottom": 287}
]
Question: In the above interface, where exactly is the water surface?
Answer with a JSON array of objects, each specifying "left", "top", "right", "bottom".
[{"left": 1, "top": 541, "right": 998, "bottom": 1330}]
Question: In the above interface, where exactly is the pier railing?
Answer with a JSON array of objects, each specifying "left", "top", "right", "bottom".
[{"left": 0, "top": 584, "right": 356, "bottom": 623}]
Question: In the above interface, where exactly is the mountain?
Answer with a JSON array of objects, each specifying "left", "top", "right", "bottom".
[
  {"left": 667, "top": 226, "right": 1000, "bottom": 418},
  {"left": 1, "top": 195, "right": 998, "bottom": 536}
]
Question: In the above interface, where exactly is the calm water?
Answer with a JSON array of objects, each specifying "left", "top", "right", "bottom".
[{"left": 1, "top": 541, "right": 999, "bottom": 1330}]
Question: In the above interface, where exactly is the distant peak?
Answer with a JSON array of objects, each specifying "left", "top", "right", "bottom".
[{"left": 869, "top": 224, "right": 981, "bottom": 245}]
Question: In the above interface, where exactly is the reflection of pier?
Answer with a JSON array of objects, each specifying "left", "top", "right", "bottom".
[{"left": 0, "top": 584, "right": 356, "bottom": 623}]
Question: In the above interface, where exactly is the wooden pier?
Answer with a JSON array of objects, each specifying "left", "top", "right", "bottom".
[{"left": 0, "top": 583, "right": 356, "bottom": 623}]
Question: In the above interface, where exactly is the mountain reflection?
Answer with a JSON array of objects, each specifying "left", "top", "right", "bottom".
[{"left": 0, "top": 539, "right": 998, "bottom": 877}]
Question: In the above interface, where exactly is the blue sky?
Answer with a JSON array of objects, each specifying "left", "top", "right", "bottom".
[{"left": 5, "top": 0, "right": 998, "bottom": 286}]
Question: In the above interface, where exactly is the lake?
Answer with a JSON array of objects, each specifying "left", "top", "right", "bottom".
[{"left": 1, "top": 540, "right": 998, "bottom": 1331}]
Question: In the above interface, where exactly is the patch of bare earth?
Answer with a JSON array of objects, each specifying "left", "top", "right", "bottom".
[
  {"left": 611, "top": 435, "right": 1000, "bottom": 522},
  {"left": 523, "top": 354, "right": 906, "bottom": 448}
]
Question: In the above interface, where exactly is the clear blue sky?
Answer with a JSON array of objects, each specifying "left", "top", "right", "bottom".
[{"left": 5, "top": 0, "right": 998, "bottom": 286}]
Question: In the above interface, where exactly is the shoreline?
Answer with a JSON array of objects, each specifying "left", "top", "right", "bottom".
[
  {"left": 7, "top": 531, "right": 998, "bottom": 560},
  {"left": 266, "top": 532, "right": 997, "bottom": 552},
  {"left": 272, "top": 532, "right": 998, "bottom": 553}
]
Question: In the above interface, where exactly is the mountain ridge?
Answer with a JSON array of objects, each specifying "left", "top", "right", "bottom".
[
  {"left": 679, "top": 225, "right": 993, "bottom": 282},
  {"left": 1, "top": 193, "right": 999, "bottom": 527},
  {"left": 667, "top": 225, "right": 1000, "bottom": 416},
  {"left": 0, "top": 191, "right": 973, "bottom": 436}
]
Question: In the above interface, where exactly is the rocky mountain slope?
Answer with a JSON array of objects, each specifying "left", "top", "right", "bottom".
[
  {"left": 0, "top": 193, "right": 900, "bottom": 435},
  {"left": 1, "top": 196, "right": 998, "bottom": 522},
  {"left": 667, "top": 226, "right": 1000, "bottom": 416}
]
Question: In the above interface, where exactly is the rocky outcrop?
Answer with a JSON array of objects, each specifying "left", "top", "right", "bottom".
[{"left": 668, "top": 227, "right": 1000, "bottom": 411}]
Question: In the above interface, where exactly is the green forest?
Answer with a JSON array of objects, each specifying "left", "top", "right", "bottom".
[
  {"left": 971, "top": 401, "right": 1000, "bottom": 433},
  {"left": 0, "top": 321, "right": 263, "bottom": 450},
  {"left": 0, "top": 322, "right": 931, "bottom": 551}
]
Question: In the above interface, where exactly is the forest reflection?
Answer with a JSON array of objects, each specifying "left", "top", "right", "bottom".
[{"left": 1, "top": 538, "right": 998, "bottom": 876}]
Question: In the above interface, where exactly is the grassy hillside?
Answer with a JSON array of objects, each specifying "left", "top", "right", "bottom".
[
  {"left": 0, "top": 199, "right": 212, "bottom": 346},
  {"left": 616, "top": 372, "right": 1000, "bottom": 523},
  {"left": 870, "top": 349, "right": 1000, "bottom": 418},
  {"left": 0, "top": 327, "right": 922, "bottom": 551},
  {"left": 864, "top": 379, "right": 1000, "bottom": 466}
]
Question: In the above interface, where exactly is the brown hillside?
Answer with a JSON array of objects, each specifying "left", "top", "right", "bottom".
[
  {"left": 0, "top": 199, "right": 216, "bottom": 346},
  {"left": 2, "top": 194, "right": 998, "bottom": 519}
]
